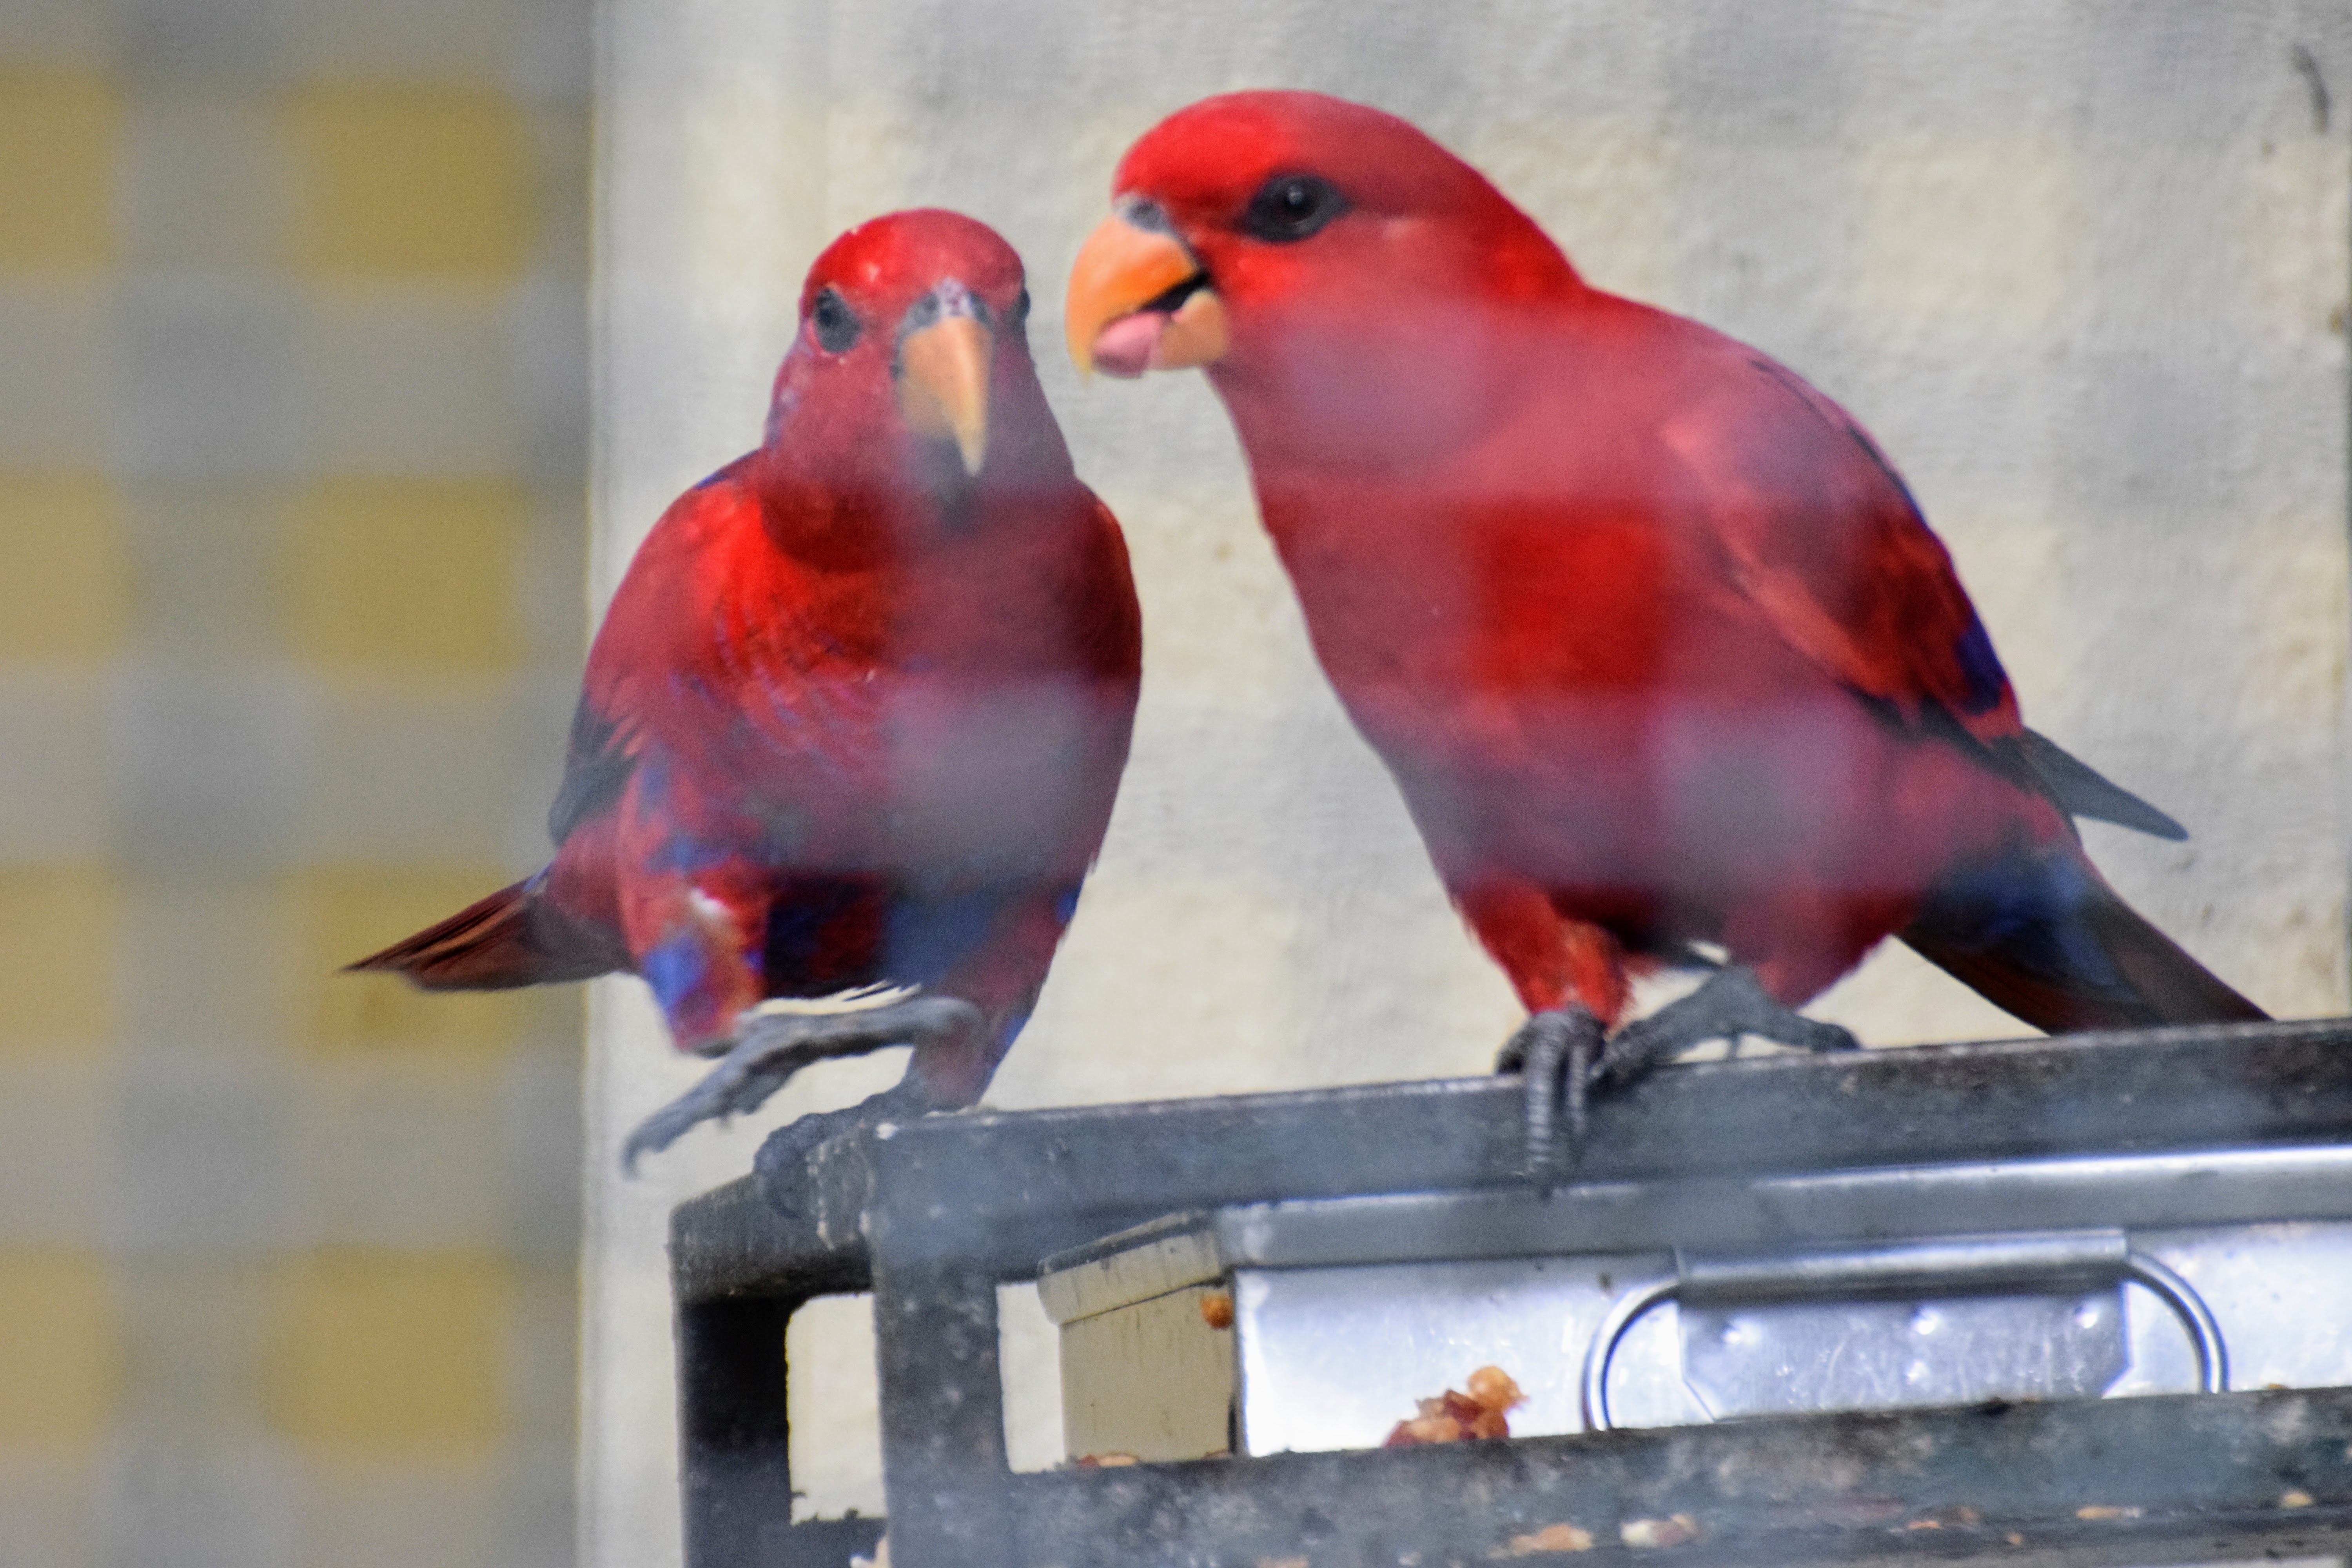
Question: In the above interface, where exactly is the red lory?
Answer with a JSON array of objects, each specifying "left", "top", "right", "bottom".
[
  {"left": 1064, "top": 91, "right": 2262, "bottom": 1174},
  {"left": 355, "top": 210, "right": 1142, "bottom": 1192}
]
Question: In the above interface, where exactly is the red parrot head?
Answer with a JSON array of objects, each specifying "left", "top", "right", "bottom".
[
  {"left": 1064, "top": 91, "right": 1581, "bottom": 461},
  {"left": 764, "top": 208, "right": 1065, "bottom": 505}
]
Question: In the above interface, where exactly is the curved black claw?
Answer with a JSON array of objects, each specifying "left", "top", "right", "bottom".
[
  {"left": 1595, "top": 966, "right": 1858, "bottom": 1094},
  {"left": 619, "top": 994, "right": 981, "bottom": 1175},
  {"left": 1502, "top": 1006, "right": 1605, "bottom": 1184},
  {"left": 753, "top": 1080, "right": 931, "bottom": 1215}
]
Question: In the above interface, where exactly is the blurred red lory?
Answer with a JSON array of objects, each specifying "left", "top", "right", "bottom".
[
  {"left": 1066, "top": 91, "right": 2261, "bottom": 1171},
  {"left": 358, "top": 210, "right": 1142, "bottom": 1187}
]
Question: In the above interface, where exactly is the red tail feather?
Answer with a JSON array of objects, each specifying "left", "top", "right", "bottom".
[{"left": 347, "top": 879, "right": 624, "bottom": 992}]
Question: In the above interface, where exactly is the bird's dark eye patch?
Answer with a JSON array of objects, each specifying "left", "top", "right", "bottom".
[
  {"left": 1243, "top": 173, "right": 1348, "bottom": 242},
  {"left": 1013, "top": 287, "right": 1031, "bottom": 323},
  {"left": 1119, "top": 196, "right": 1176, "bottom": 234},
  {"left": 810, "top": 288, "right": 861, "bottom": 353}
]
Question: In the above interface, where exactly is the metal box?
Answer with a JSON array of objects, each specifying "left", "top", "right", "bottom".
[{"left": 1040, "top": 1145, "right": 2352, "bottom": 1459}]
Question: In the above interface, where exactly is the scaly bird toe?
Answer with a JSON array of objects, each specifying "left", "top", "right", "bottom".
[
  {"left": 619, "top": 994, "right": 981, "bottom": 1175},
  {"left": 1594, "top": 966, "right": 1858, "bottom": 1094},
  {"left": 1503, "top": 1006, "right": 1605, "bottom": 1184}
]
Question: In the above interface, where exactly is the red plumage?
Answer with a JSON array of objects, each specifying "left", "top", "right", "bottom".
[
  {"left": 355, "top": 210, "right": 1142, "bottom": 1154},
  {"left": 1080, "top": 91, "right": 2258, "bottom": 1036}
]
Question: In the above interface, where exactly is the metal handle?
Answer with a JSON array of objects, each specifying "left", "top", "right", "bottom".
[{"left": 1579, "top": 1230, "right": 2227, "bottom": 1432}]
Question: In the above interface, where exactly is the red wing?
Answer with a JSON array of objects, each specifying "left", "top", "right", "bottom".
[
  {"left": 1657, "top": 350, "right": 2022, "bottom": 746},
  {"left": 553, "top": 460, "right": 880, "bottom": 850}
]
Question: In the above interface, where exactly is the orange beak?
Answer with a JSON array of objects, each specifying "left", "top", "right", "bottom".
[
  {"left": 896, "top": 312, "right": 995, "bottom": 475},
  {"left": 1065, "top": 208, "right": 1229, "bottom": 379}
]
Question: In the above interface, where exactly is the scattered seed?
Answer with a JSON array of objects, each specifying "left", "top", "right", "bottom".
[
  {"left": 1620, "top": 1515, "right": 1699, "bottom": 1548},
  {"left": 1504, "top": 1523, "right": 1595, "bottom": 1555}
]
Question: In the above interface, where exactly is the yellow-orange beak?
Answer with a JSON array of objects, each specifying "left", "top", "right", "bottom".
[
  {"left": 1065, "top": 210, "right": 1229, "bottom": 379},
  {"left": 896, "top": 313, "right": 995, "bottom": 475}
]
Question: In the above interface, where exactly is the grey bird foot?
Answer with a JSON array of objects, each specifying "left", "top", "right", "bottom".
[
  {"left": 1594, "top": 966, "right": 1858, "bottom": 1094},
  {"left": 620, "top": 994, "right": 981, "bottom": 1174},
  {"left": 752, "top": 1079, "right": 932, "bottom": 1216},
  {"left": 1499, "top": 1006, "right": 1606, "bottom": 1183}
]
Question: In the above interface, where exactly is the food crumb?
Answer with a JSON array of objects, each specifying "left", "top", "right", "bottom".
[
  {"left": 1504, "top": 1523, "right": 1594, "bottom": 1554},
  {"left": 2281, "top": 1490, "right": 2314, "bottom": 1508},
  {"left": 1620, "top": 1514, "right": 1699, "bottom": 1548},
  {"left": 2073, "top": 1505, "right": 2140, "bottom": 1521},
  {"left": 1906, "top": 1519, "right": 1941, "bottom": 1530},
  {"left": 1384, "top": 1366, "right": 1526, "bottom": 1446},
  {"left": 1200, "top": 1292, "right": 1236, "bottom": 1330}
]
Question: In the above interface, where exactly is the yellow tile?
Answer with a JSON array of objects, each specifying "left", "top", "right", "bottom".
[
  {"left": 0, "top": 866, "right": 114, "bottom": 1049},
  {"left": 298, "top": 868, "right": 524, "bottom": 1053},
  {"left": 0, "top": 474, "right": 122, "bottom": 657},
  {"left": 2239, "top": 138, "right": 2352, "bottom": 345},
  {"left": 2238, "top": 511, "right": 2349, "bottom": 732},
  {"left": 1850, "top": 136, "right": 2081, "bottom": 333},
  {"left": 288, "top": 478, "right": 521, "bottom": 671},
  {"left": 290, "top": 85, "right": 527, "bottom": 278},
  {"left": 0, "top": 74, "right": 118, "bottom": 270},
  {"left": 0, "top": 1251, "right": 117, "bottom": 1448},
  {"left": 270, "top": 1250, "right": 508, "bottom": 1452}
]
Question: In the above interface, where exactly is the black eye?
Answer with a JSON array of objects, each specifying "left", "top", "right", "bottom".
[
  {"left": 810, "top": 288, "right": 861, "bottom": 353},
  {"left": 1013, "top": 287, "right": 1031, "bottom": 323},
  {"left": 1243, "top": 173, "right": 1348, "bottom": 242}
]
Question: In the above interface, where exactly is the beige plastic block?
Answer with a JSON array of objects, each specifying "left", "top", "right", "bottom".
[{"left": 1059, "top": 1283, "right": 1236, "bottom": 1465}]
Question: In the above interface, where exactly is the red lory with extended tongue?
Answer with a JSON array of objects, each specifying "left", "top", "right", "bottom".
[
  {"left": 354, "top": 210, "right": 1142, "bottom": 1198},
  {"left": 1065, "top": 91, "right": 2262, "bottom": 1175}
]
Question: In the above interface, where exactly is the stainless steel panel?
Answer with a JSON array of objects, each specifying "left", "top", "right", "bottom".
[
  {"left": 1229, "top": 1254, "right": 1710, "bottom": 1455},
  {"left": 1044, "top": 1153, "right": 2352, "bottom": 1460},
  {"left": 1212, "top": 1145, "right": 2352, "bottom": 1271},
  {"left": 1679, "top": 1287, "right": 2126, "bottom": 1418},
  {"left": 2117, "top": 1221, "right": 2352, "bottom": 1396}
]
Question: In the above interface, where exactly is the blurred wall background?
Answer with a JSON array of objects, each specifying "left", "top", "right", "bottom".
[
  {"left": 592, "top": 3, "right": 2351, "bottom": 1564},
  {"left": 0, "top": 2, "right": 2344, "bottom": 1566},
  {"left": 0, "top": 0, "right": 592, "bottom": 1564}
]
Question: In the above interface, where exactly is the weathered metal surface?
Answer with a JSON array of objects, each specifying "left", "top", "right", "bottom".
[
  {"left": 670, "top": 1137, "right": 877, "bottom": 1565},
  {"left": 862, "top": 1021, "right": 2352, "bottom": 1270},
  {"left": 668, "top": 1021, "right": 2352, "bottom": 1568},
  {"left": 672, "top": 1133, "right": 877, "bottom": 1307},
  {"left": 1674, "top": 1287, "right": 2128, "bottom": 1421},
  {"left": 998, "top": 1387, "right": 2352, "bottom": 1568}
]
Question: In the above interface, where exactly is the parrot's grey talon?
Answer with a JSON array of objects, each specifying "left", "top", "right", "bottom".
[
  {"left": 1508, "top": 1007, "right": 1603, "bottom": 1184},
  {"left": 1594, "top": 966, "right": 1857, "bottom": 1092},
  {"left": 617, "top": 995, "right": 981, "bottom": 1175},
  {"left": 1494, "top": 1033, "right": 1528, "bottom": 1074},
  {"left": 1563, "top": 1032, "right": 1594, "bottom": 1156}
]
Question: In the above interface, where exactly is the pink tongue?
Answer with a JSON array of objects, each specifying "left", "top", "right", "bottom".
[{"left": 1091, "top": 312, "right": 1168, "bottom": 378}]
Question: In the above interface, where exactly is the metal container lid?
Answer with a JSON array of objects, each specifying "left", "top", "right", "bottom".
[{"left": 1037, "top": 1142, "right": 2352, "bottom": 1321}]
